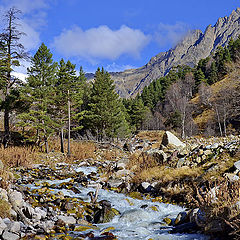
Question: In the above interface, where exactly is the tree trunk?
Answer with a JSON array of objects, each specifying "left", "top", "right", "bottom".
[
  {"left": 3, "top": 109, "right": 10, "bottom": 148},
  {"left": 67, "top": 90, "right": 71, "bottom": 156},
  {"left": 45, "top": 137, "right": 49, "bottom": 154},
  {"left": 60, "top": 128, "right": 64, "bottom": 153},
  {"left": 215, "top": 105, "right": 223, "bottom": 137}
]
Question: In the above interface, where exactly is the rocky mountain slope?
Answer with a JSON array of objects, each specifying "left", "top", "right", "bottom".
[{"left": 87, "top": 8, "right": 240, "bottom": 98}]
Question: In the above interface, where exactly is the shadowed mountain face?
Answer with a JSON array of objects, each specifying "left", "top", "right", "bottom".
[{"left": 87, "top": 8, "right": 240, "bottom": 98}]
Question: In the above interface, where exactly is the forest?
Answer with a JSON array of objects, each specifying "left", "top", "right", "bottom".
[{"left": 1, "top": 8, "right": 240, "bottom": 153}]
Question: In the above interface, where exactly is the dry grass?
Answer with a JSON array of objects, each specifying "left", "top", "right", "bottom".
[
  {"left": 128, "top": 150, "right": 202, "bottom": 183},
  {"left": 66, "top": 140, "right": 96, "bottom": 162},
  {"left": 0, "top": 199, "right": 11, "bottom": 218},
  {"left": 47, "top": 139, "right": 97, "bottom": 163},
  {"left": 136, "top": 130, "right": 165, "bottom": 142},
  {"left": 99, "top": 148, "right": 122, "bottom": 161},
  {"left": 132, "top": 165, "right": 202, "bottom": 183},
  {"left": 0, "top": 146, "right": 39, "bottom": 168},
  {"left": 127, "top": 150, "right": 159, "bottom": 171}
]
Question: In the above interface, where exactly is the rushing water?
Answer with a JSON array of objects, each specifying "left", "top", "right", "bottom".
[{"left": 23, "top": 164, "right": 210, "bottom": 240}]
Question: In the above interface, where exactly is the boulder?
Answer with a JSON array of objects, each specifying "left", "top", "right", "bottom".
[
  {"left": 176, "top": 158, "right": 185, "bottom": 168},
  {"left": 2, "top": 231, "right": 19, "bottom": 240},
  {"left": 8, "top": 191, "right": 24, "bottom": 208},
  {"left": 0, "top": 188, "right": 8, "bottom": 201},
  {"left": 7, "top": 221, "right": 21, "bottom": 233},
  {"left": 234, "top": 160, "right": 240, "bottom": 171},
  {"left": 224, "top": 173, "right": 239, "bottom": 182},
  {"left": 0, "top": 217, "right": 7, "bottom": 235},
  {"left": 142, "top": 149, "right": 167, "bottom": 165},
  {"left": 57, "top": 215, "right": 76, "bottom": 225},
  {"left": 161, "top": 131, "right": 186, "bottom": 148}
]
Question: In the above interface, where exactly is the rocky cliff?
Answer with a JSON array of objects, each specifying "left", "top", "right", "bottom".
[{"left": 87, "top": 8, "right": 240, "bottom": 98}]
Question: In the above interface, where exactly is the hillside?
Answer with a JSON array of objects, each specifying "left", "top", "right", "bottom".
[
  {"left": 87, "top": 8, "right": 240, "bottom": 98},
  {"left": 192, "top": 66, "right": 240, "bottom": 132}
]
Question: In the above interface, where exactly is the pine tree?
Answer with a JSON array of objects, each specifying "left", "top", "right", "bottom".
[
  {"left": 194, "top": 69, "right": 207, "bottom": 91},
  {"left": 208, "top": 61, "right": 218, "bottom": 85},
  {"left": 129, "top": 97, "right": 147, "bottom": 130},
  {"left": 85, "top": 67, "right": 129, "bottom": 140},
  {"left": 18, "top": 43, "right": 57, "bottom": 152}
]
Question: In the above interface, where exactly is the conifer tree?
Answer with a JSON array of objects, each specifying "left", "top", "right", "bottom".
[
  {"left": 55, "top": 59, "right": 86, "bottom": 152},
  {"left": 128, "top": 97, "right": 147, "bottom": 130},
  {"left": 85, "top": 67, "right": 129, "bottom": 140},
  {"left": 208, "top": 62, "right": 218, "bottom": 85},
  {"left": 18, "top": 43, "right": 57, "bottom": 152},
  {"left": 194, "top": 69, "right": 207, "bottom": 91}
]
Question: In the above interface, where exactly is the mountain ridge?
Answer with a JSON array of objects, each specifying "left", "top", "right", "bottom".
[{"left": 87, "top": 8, "right": 240, "bottom": 98}]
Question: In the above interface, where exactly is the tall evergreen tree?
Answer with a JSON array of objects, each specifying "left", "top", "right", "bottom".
[
  {"left": 18, "top": 43, "right": 57, "bottom": 152},
  {"left": 55, "top": 59, "right": 86, "bottom": 152},
  {"left": 85, "top": 67, "right": 129, "bottom": 140}
]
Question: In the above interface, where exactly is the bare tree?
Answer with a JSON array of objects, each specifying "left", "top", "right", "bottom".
[
  {"left": 164, "top": 78, "right": 195, "bottom": 138},
  {"left": 0, "top": 7, "right": 28, "bottom": 142}
]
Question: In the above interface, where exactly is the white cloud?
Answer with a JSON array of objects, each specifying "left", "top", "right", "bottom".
[
  {"left": 19, "top": 20, "right": 41, "bottom": 51},
  {"left": 106, "top": 62, "right": 136, "bottom": 72},
  {"left": 12, "top": 72, "right": 27, "bottom": 82},
  {"left": 0, "top": 0, "right": 49, "bottom": 52},
  {"left": 1, "top": 0, "right": 48, "bottom": 14},
  {"left": 154, "top": 22, "right": 190, "bottom": 47},
  {"left": 53, "top": 25, "right": 150, "bottom": 61}
]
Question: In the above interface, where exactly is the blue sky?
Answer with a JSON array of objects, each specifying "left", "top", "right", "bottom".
[{"left": 0, "top": 0, "right": 239, "bottom": 76}]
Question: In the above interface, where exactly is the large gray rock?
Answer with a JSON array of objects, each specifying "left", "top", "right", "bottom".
[
  {"left": 8, "top": 191, "right": 24, "bottom": 208},
  {"left": 234, "top": 160, "right": 240, "bottom": 171},
  {"left": 0, "top": 217, "right": 7, "bottom": 235},
  {"left": 8, "top": 221, "right": 21, "bottom": 233},
  {"left": 58, "top": 215, "right": 76, "bottom": 225},
  {"left": 0, "top": 188, "right": 8, "bottom": 201},
  {"left": 142, "top": 149, "right": 167, "bottom": 165},
  {"left": 2, "top": 231, "right": 19, "bottom": 240},
  {"left": 22, "top": 205, "right": 47, "bottom": 221},
  {"left": 161, "top": 131, "right": 186, "bottom": 148}
]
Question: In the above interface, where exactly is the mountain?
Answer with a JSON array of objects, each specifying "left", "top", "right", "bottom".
[{"left": 87, "top": 8, "right": 240, "bottom": 98}]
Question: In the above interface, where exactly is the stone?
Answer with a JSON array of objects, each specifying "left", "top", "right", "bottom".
[
  {"left": 9, "top": 191, "right": 24, "bottom": 208},
  {"left": 116, "top": 162, "right": 126, "bottom": 170},
  {"left": 174, "top": 211, "right": 189, "bottom": 226},
  {"left": 176, "top": 158, "right": 185, "bottom": 168},
  {"left": 58, "top": 215, "right": 76, "bottom": 225},
  {"left": 210, "top": 143, "right": 219, "bottom": 149},
  {"left": 41, "top": 220, "right": 55, "bottom": 232},
  {"left": 0, "top": 188, "right": 8, "bottom": 201},
  {"left": 204, "top": 150, "right": 212, "bottom": 155},
  {"left": 142, "top": 149, "right": 167, "bottom": 165},
  {"left": 234, "top": 160, "right": 240, "bottom": 171},
  {"left": 0, "top": 217, "right": 7, "bottom": 235},
  {"left": 2, "top": 230, "right": 19, "bottom": 240},
  {"left": 8, "top": 221, "right": 21, "bottom": 233},
  {"left": 224, "top": 173, "right": 239, "bottom": 182},
  {"left": 161, "top": 131, "right": 186, "bottom": 148},
  {"left": 33, "top": 207, "right": 47, "bottom": 220},
  {"left": 9, "top": 209, "right": 17, "bottom": 220},
  {"left": 114, "top": 169, "right": 130, "bottom": 178}
]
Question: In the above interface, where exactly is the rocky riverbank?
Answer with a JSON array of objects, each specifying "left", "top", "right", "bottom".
[{"left": 0, "top": 131, "right": 239, "bottom": 239}]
